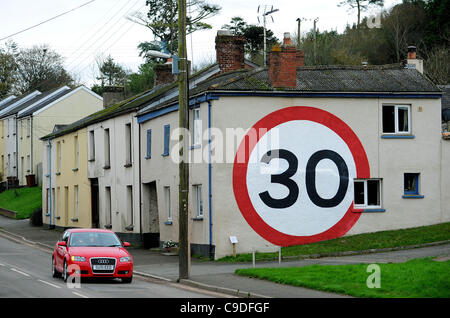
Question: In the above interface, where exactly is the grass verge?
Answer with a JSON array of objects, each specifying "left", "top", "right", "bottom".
[
  {"left": 217, "top": 222, "right": 450, "bottom": 262},
  {"left": 0, "top": 186, "right": 42, "bottom": 219},
  {"left": 235, "top": 257, "right": 450, "bottom": 298}
]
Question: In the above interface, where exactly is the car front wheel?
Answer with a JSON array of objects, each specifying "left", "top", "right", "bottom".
[
  {"left": 62, "top": 260, "right": 68, "bottom": 282},
  {"left": 52, "top": 256, "right": 61, "bottom": 278}
]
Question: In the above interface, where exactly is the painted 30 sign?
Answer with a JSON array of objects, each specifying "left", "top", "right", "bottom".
[{"left": 233, "top": 107, "right": 370, "bottom": 246}]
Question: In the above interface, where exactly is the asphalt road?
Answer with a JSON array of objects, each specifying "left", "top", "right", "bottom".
[{"left": 0, "top": 235, "right": 217, "bottom": 298}]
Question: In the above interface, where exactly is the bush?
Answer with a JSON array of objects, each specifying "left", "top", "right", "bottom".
[{"left": 29, "top": 208, "right": 43, "bottom": 227}]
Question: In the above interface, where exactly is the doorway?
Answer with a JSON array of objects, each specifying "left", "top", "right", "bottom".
[
  {"left": 90, "top": 178, "right": 99, "bottom": 228},
  {"left": 142, "top": 181, "right": 160, "bottom": 248}
]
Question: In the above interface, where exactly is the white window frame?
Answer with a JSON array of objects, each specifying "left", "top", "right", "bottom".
[
  {"left": 192, "top": 108, "right": 201, "bottom": 147},
  {"left": 383, "top": 104, "right": 411, "bottom": 135},
  {"left": 164, "top": 186, "right": 171, "bottom": 221},
  {"left": 193, "top": 184, "right": 203, "bottom": 218},
  {"left": 353, "top": 179, "right": 382, "bottom": 209}
]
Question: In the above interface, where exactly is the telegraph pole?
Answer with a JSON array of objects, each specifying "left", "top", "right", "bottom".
[{"left": 178, "top": 0, "right": 190, "bottom": 280}]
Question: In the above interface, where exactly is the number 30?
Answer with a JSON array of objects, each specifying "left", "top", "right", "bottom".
[{"left": 258, "top": 149, "right": 349, "bottom": 209}]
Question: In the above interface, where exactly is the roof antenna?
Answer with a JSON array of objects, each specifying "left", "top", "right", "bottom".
[{"left": 257, "top": 5, "right": 279, "bottom": 67}]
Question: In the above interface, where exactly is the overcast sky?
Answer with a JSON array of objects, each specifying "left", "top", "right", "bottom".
[{"left": 0, "top": 0, "right": 401, "bottom": 87}]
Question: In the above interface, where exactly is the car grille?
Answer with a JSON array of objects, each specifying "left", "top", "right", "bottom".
[{"left": 90, "top": 257, "right": 116, "bottom": 274}]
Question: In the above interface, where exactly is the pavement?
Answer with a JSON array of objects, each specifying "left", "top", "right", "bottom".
[{"left": 1, "top": 215, "right": 449, "bottom": 298}]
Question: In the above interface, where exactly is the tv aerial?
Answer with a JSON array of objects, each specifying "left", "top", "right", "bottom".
[{"left": 257, "top": 5, "right": 279, "bottom": 67}]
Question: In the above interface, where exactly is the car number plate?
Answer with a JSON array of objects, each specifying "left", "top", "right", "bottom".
[{"left": 93, "top": 265, "right": 114, "bottom": 270}]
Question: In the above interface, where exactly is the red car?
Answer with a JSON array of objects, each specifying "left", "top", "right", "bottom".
[{"left": 52, "top": 228, "right": 133, "bottom": 283}]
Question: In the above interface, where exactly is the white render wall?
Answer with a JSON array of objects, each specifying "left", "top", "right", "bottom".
[
  {"left": 87, "top": 112, "right": 141, "bottom": 237},
  {"left": 139, "top": 94, "right": 446, "bottom": 259}
]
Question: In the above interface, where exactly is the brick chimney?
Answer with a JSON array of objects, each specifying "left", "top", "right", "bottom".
[
  {"left": 154, "top": 63, "right": 176, "bottom": 86},
  {"left": 269, "top": 33, "right": 303, "bottom": 89},
  {"left": 103, "top": 86, "right": 125, "bottom": 108},
  {"left": 215, "top": 30, "right": 246, "bottom": 74},
  {"left": 406, "top": 45, "right": 423, "bottom": 74}
]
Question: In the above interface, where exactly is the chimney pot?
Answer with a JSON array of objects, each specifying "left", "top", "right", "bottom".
[
  {"left": 283, "top": 32, "right": 293, "bottom": 46},
  {"left": 407, "top": 46, "right": 417, "bottom": 59}
]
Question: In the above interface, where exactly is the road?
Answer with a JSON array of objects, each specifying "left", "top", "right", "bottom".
[{"left": 0, "top": 235, "right": 217, "bottom": 298}]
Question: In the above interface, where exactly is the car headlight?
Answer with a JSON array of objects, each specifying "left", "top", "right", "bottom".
[
  {"left": 120, "top": 256, "right": 131, "bottom": 262},
  {"left": 71, "top": 256, "right": 86, "bottom": 262}
]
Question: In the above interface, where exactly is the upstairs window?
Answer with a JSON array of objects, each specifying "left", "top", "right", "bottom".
[
  {"left": 382, "top": 105, "right": 411, "bottom": 134},
  {"left": 163, "top": 124, "right": 170, "bottom": 156}
]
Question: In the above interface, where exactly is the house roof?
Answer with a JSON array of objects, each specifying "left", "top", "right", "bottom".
[
  {"left": 42, "top": 63, "right": 442, "bottom": 140},
  {"left": 0, "top": 87, "right": 72, "bottom": 119},
  {"left": 0, "top": 91, "right": 41, "bottom": 115},
  {"left": 16, "top": 87, "right": 73, "bottom": 118},
  {"left": 438, "top": 85, "right": 450, "bottom": 110}
]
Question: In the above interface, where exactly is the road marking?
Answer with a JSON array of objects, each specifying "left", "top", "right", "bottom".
[
  {"left": 38, "top": 279, "right": 61, "bottom": 289},
  {"left": 72, "top": 291, "right": 88, "bottom": 298},
  {"left": 10, "top": 268, "right": 30, "bottom": 277}
]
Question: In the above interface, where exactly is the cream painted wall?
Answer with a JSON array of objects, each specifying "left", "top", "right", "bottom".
[
  {"left": 140, "top": 94, "right": 445, "bottom": 259},
  {"left": 42, "top": 128, "right": 92, "bottom": 228},
  {"left": 87, "top": 112, "right": 141, "bottom": 239},
  {"left": 21, "top": 87, "right": 102, "bottom": 186}
]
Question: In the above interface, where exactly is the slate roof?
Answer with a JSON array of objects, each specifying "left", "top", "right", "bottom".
[
  {"left": 43, "top": 63, "right": 442, "bottom": 140},
  {"left": 439, "top": 85, "right": 450, "bottom": 110},
  {"left": 17, "top": 87, "right": 73, "bottom": 118}
]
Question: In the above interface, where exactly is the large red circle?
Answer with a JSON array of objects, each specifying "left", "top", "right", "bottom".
[{"left": 232, "top": 106, "right": 370, "bottom": 246}]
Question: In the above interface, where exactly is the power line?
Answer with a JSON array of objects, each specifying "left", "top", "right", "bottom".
[{"left": 0, "top": 0, "right": 97, "bottom": 42}]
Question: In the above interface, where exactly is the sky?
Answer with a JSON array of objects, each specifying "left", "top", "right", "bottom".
[{"left": 0, "top": 0, "right": 402, "bottom": 87}]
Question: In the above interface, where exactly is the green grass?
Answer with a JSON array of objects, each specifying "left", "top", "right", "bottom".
[
  {"left": 0, "top": 186, "right": 42, "bottom": 219},
  {"left": 235, "top": 258, "right": 450, "bottom": 298},
  {"left": 217, "top": 222, "right": 450, "bottom": 262}
]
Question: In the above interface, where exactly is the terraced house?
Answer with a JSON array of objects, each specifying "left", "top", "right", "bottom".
[
  {"left": 42, "top": 31, "right": 448, "bottom": 259},
  {"left": 0, "top": 86, "right": 102, "bottom": 187}
]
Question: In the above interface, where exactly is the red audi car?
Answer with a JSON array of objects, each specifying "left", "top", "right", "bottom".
[{"left": 52, "top": 228, "right": 133, "bottom": 283}]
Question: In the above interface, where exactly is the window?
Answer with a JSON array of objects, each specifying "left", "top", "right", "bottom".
[
  {"left": 74, "top": 135, "right": 79, "bottom": 169},
  {"left": 57, "top": 187, "right": 61, "bottom": 219},
  {"left": 26, "top": 155, "right": 30, "bottom": 173},
  {"left": 74, "top": 185, "right": 79, "bottom": 220},
  {"left": 163, "top": 124, "right": 170, "bottom": 156},
  {"left": 56, "top": 141, "right": 61, "bottom": 174},
  {"left": 193, "top": 184, "right": 203, "bottom": 218},
  {"left": 403, "top": 173, "right": 423, "bottom": 198},
  {"left": 382, "top": 105, "right": 411, "bottom": 134},
  {"left": 354, "top": 179, "right": 382, "bottom": 208},
  {"left": 146, "top": 129, "right": 152, "bottom": 159},
  {"left": 164, "top": 186, "right": 171, "bottom": 221},
  {"left": 27, "top": 118, "right": 31, "bottom": 137},
  {"left": 125, "top": 123, "right": 132, "bottom": 166},
  {"left": 88, "top": 130, "right": 95, "bottom": 161},
  {"left": 192, "top": 108, "right": 201, "bottom": 147},
  {"left": 104, "top": 129, "right": 110, "bottom": 168}
]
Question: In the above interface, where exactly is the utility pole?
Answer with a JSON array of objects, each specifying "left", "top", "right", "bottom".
[{"left": 178, "top": 0, "right": 190, "bottom": 280}]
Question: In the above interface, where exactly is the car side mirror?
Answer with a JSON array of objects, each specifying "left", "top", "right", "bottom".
[
  {"left": 57, "top": 241, "right": 66, "bottom": 246},
  {"left": 123, "top": 242, "right": 130, "bottom": 247}
]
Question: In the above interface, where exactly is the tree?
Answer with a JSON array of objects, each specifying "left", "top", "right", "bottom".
[
  {"left": 14, "top": 44, "right": 73, "bottom": 94},
  {"left": 128, "top": 0, "right": 221, "bottom": 54},
  {"left": 0, "top": 41, "right": 18, "bottom": 98},
  {"left": 96, "top": 55, "right": 128, "bottom": 86},
  {"left": 338, "top": 0, "right": 384, "bottom": 27},
  {"left": 222, "top": 16, "right": 279, "bottom": 65}
]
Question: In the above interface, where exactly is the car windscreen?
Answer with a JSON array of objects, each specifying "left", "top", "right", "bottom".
[{"left": 69, "top": 232, "right": 122, "bottom": 247}]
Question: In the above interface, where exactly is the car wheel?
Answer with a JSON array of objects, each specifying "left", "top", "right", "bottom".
[
  {"left": 63, "top": 260, "right": 68, "bottom": 282},
  {"left": 52, "top": 256, "right": 61, "bottom": 278},
  {"left": 122, "top": 276, "right": 133, "bottom": 284}
]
